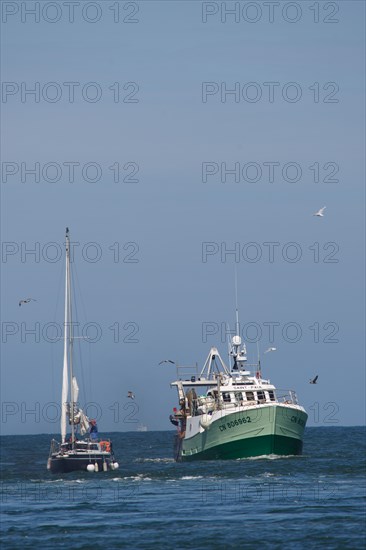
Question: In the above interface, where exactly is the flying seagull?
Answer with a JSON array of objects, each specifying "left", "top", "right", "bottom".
[
  {"left": 127, "top": 391, "right": 135, "bottom": 399},
  {"left": 19, "top": 298, "right": 37, "bottom": 307},
  {"left": 159, "top": 359, "right": 175, "bottom": 365},
  {"left": 264, "top": 347, "right": 276, "bottom": 353},
  {"left": 309, "top": 375, "right": 318, "bottom": 384},
  {"left": 313, "top": 206, "right": 326, "bottom": 217}
]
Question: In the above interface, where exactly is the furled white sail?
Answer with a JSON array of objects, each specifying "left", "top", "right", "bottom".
[
  {"left": 61, "top": 325, "right": 69, "bottom": 442},
  {"left": 70, "top": 376, "right": 89, "bottom": 434},
  {"left": 61, "top": 235, "right": 70, "bottom": 444},
  {"left": 72, "top": 376, "right": 79, "bottom": 404}
]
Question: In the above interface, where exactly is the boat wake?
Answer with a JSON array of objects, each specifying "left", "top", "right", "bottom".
[{"left": 238, "top": 454, "right": 301, "bottom": 461}]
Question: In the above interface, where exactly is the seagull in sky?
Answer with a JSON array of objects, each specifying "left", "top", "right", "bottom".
[
  {"left": 19, "top": 298, "right": 37, "bottom": 307},
  {"left": 127, "top": 391, "right": 135, "bottom": 399},
  {"left": 159, "top": 359, "right": 175, "bottom": 365},
  {"left": 309, "top": 375, "right": 318, "bottom": 384},
  {"left": 264, "top": 347, "right": 276, "bottom": 354},
  {"left": 313, "top": 206, "right": 326, "bottom": 217}
]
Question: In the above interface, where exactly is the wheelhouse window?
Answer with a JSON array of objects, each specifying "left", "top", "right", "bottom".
[
  {"left": 268, "top": 390, "right": 276, "bottom": 402},
  {"left": 257, "top": 391, "right": 266, "bottom": 402},
  {"left": 246, "top": 391, "right": 255, "bottom": 401},
  {"left": 234, "top": 391, "right": 243, "bottom": 403},
  {"left": 222, "top": 392, "right": 231, "bottom": 403}
]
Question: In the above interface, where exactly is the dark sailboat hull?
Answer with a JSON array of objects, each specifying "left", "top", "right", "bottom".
[{"left": 49, "top": 453, "right": 114, "bottom": 474}]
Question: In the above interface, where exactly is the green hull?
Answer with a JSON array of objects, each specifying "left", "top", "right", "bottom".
[{"left": 180, "top": 405, "right": 307, "bottom": 461}]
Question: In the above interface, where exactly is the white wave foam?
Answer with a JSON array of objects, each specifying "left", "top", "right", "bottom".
[
  {"left": 121, "top": 474, "right": 153, "bottom": 482},
  {"left": 63, "top": 479, "right": 86, "bottom": 484},
  {"left": 135, "top": 458, "right": 174, "bottom": 463},
  {"left": 30, "top": 478, "right": 64, "bottom": 483},
  {"left": 238, "top": 454, "right": 299, "bottom": 461}
]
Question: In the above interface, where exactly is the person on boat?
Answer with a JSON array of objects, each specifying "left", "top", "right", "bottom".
[
  {"left": 89, "top": 419, "right": 99, "bottom": 440},
  {"left": 169, "top": 414, "right": 179, "bottom": 427},
  {"left": 65, "top": 434, "right": 78, "bottom": 450}
]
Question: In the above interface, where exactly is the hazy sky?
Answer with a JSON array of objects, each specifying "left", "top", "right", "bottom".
[{"left": 1, "top": 1, "right": 365, "bottom": 434}]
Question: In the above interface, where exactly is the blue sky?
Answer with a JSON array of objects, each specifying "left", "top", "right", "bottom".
[{"left": 1, "top": 1, "right": 365, "bottom": 434}]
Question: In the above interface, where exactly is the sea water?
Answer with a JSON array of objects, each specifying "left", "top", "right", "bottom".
[{"left": 1, "top": 427, "right": 365, "bottom": 549}]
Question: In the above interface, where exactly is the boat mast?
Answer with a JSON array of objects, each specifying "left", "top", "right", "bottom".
[
  {"left": 66, "top": 228, "right": 76, "bottom": 445},
  {"left": 233, "top": 267, "right": 240, "bottom": 370},
  {"left": 256, "top": 341, "right": 262, "bottom": 379},
  {"left": 235, "top": 267, "right": 239, "bottom": 337},
  {"left": 230, "top": 268, "right": 248, "bottom": 371},
  {"left": 61, "top": 228, "right": 70, "bottom": 443}
]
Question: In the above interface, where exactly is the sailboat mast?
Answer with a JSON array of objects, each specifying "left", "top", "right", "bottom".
[
  {"left": 66, "top": 229, "right": 75, "bottom": 444},
  {"left": 61, "top": 228, "right": 69, "bottom": 443}
]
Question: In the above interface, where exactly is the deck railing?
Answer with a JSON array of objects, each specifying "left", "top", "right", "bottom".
[
  {"left": 175, "top": 364, "right": 199, "bottom": 382},
  {"left": 49, "top": 438, "right": 60, "bottom": 455}
]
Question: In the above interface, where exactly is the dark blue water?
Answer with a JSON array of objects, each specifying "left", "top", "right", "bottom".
[{"left": 1, "top": 427, "right": 365, "bottom": 549}]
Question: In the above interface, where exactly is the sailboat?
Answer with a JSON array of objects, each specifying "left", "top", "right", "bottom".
[
  {"left": 169, "top": 303, "right": 308, "bottom": 461},
  {"left": 47, "top": 228, "right": 119, "bottom": 474}
]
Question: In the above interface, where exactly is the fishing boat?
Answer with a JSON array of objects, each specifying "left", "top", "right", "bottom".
[
  {"left": 47, "top": 228, "right": 119, "bottom": 474},
  {"left": 169, "top": 323, "right": 307, "bottom": 461}
]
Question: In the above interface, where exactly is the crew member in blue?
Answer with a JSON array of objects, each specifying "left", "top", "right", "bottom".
[{"left": 89, "top": 419, "right": 99, "bottom": 440}]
